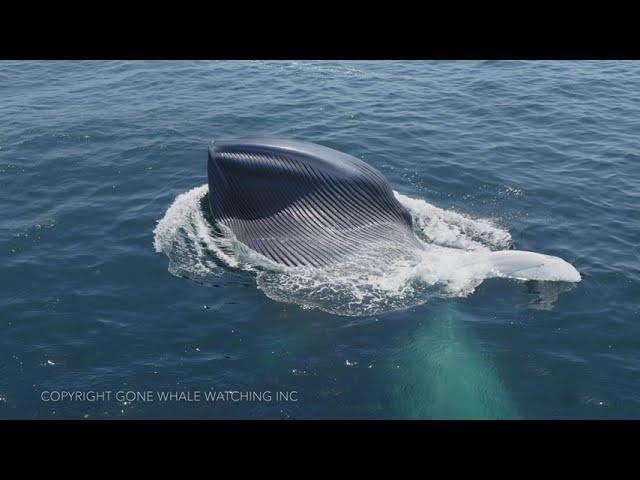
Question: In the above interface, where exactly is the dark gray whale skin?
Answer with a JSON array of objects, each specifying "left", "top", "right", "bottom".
[{"left": 207, "top": 138, "right": 421, "bottom": 268}]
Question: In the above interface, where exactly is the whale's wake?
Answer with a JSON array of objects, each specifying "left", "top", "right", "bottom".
[{"left": 154, "top": 185, "right": 579, "bottom": 316}]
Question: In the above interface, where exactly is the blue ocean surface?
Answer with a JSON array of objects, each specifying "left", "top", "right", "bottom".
[{"left": 1, "top": 61, "right": 639, "bottom": 419}]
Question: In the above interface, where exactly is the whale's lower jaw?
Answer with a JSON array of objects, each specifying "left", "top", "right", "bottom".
[{"left": 207, "top": 138, "right": 420, "bottom": 268}]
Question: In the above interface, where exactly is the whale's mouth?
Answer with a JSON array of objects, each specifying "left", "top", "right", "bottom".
[{"left": 153, "top": 185, "right": 579, "bottom": 316}]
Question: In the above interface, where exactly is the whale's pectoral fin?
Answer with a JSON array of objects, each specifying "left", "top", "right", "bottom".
[{"left": 486, "top": 250, "right": 581, "bottom": 282}]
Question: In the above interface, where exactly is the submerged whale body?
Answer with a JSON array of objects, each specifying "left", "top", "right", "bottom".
[{"left": 207, "top": 138, "right": 581, "bottom": 282}]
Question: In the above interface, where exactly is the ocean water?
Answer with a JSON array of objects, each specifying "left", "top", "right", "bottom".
[{"left": 1, "top": 60, "right": 639, "bottom": 419}]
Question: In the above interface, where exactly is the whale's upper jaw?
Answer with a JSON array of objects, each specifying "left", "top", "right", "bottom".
[
  {"left": 210, "top": 137, "right": 346, "bottom": 157},
  {"left": 209, "top": 137, "right": 333, "bottom": 159},
  {"left": 209, "top": 137, "right": 378, "bottom": 179},
  {"left": 207, "top": 138, "right": 418, "bottom": 268}
]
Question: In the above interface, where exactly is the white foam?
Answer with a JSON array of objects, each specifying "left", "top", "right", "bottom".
[
  {"left": 153, "top": 185, "right": 580, "bottom": 316},
  {"left": 394, "top": 191, "right": 512, "bottom": 250},
  {"left": 153, "top": 185, "right": 237, "bottom": 278}
]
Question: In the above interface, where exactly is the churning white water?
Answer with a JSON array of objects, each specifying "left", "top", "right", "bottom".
[{"left": 153, "top": 185, "right": 579, "bottom": 316}]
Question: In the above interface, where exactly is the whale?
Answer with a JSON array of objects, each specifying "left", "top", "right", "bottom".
[{"left": 207, "top": 138, "right": 581, "bottom": 282}]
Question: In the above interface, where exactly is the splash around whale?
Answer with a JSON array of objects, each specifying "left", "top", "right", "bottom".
[
  {"left": 207, "top": 138, "right": 581, "bottom": 282},
  {"left": 154, "top": 138, "right": 579, "bottom": 316}
]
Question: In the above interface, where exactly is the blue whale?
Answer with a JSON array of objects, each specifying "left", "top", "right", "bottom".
[
  {"left": 207, "top": 138, "right": 581, "bottom": 281},
  {"left": 207, "top": 138, "right": 421, "bottom": 267}
]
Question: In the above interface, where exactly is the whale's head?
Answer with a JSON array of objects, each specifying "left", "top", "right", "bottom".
[{"left": 206, "top": 138, "right": 417, "bottom": 267}]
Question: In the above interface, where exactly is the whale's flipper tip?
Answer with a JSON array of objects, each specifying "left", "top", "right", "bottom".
[{"left": 487, "top": 250, "right": 581, "bottom": 283}]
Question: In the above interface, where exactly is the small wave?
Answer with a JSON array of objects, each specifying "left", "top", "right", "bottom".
[{"left": 153, "top": 185, "right": 573, "bottom": 316}]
